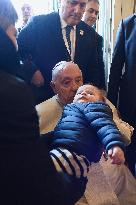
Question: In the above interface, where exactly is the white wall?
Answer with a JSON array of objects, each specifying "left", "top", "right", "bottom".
[{"left": 11, "top": 0, "right": 51, "bottom": 27}]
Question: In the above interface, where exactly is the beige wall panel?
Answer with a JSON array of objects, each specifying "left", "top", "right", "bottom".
[{"left": 113, "top": 0, "right": 135, "bottom": 44}]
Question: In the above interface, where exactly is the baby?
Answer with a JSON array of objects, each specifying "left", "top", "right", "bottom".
[{"left": 51, "top": 84, "right": 125, "bottom": 165}]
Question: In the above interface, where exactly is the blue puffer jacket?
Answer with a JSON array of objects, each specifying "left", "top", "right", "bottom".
[{"left": 52, "top": 102, "right": 125, "bottom": 163}]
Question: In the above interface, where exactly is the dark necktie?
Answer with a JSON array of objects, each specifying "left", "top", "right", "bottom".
[{"left": 65, "top": 25, "right": 73, "bottom": 54}]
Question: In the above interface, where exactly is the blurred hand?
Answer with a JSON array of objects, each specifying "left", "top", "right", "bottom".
[
  {"left": 108, "top": 146, "right": 125, "bottom": 165},
  {"left": 31, "top": 70, "right": 44, "bottom": 87}
]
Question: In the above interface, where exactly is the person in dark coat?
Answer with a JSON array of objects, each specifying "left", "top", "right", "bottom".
[
  {"left": 108, "top": 14, "right": 136, "bottom": 177},
  {"left": 18, "top": 0, "right": 106, "bottom": 104},
  {"left": 0, "top": 72, "right": 88, "bottom": 205},
  {"left": 82, "top": 0, "right": 99, "bottom": 28},
  {"left": 0, "top": 0, "right": 89, "bottom": 204},
  {"left": 51, "top": 84, "right": 125, "bottom": 165},
  {"left": 82, "top": 0, "right": 105, "bottom": 90}
]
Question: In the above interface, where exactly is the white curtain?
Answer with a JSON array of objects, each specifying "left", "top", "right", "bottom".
[{"left": 49, "top": 0, "right": 59, "bottom": 12}]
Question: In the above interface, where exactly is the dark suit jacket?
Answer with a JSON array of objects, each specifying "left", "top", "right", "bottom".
[
  {"left": 108, "top": 14, "right": 136, "bottom": 122},
  {"left": 95, "top": 33, "right": 105, "bottom": 88},
  {"left": 18, "top": 12, "right": 105, "bottom": 103}
]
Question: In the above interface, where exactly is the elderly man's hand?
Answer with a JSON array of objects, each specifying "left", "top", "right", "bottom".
[{"left": 31, "top": 70, "right": 44, "bottom": 87}]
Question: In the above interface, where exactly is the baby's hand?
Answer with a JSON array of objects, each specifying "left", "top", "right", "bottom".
[{"left": 108, "top": 146, "right": 125, "bottom": 165}]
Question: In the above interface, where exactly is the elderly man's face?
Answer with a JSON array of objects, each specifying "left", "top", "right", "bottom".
[
  {"left": 51, "top": 63, "right": 83, "bottom": 105},
  {"left": 21, "top": 3, "right": 32, "bottom": 22},
  {"left": 60, "top": 0, "right": 87, "bottom": 26},
  {"left": 83, "top": 1, "right": 99, "bottom": 26}
]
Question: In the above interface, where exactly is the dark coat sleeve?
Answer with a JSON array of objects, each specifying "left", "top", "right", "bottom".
[
  {"left": 35, "top": 140, "right": 87, "bottom": 205},
  {"left": 18, "top": 16, "right": 37, "bottom": 60},
  {"left": 0, "top": 27, "right": 37, "bottom": 83},
  {"left": 0, "top": 139, "right": 86, "bottom": 205},
  {"left": 107, "top": 19, "right": 125, "bottom": 106},
  {"left": 17, "top": 14, "right": 52, "bottom": 64},
  {"left": 17, "top": 59, "right": 38, "bottom": 84},
  {"left": 95, "top": 33, "right": 106, "bottom": 90},
  {"left": 75, "top": 22, "right": 105, "bottom": 90},
  {"left": 17, "top": 16, "right": 42, "bottom": 77}
]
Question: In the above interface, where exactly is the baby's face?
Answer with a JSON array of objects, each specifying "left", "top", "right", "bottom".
[{"left": 73, "top": 85, "right": 104, "bottom": 103}]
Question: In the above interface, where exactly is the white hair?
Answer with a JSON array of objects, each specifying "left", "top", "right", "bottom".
[{"left": 52, "top": 61, "right": 78, "bottom": 81}]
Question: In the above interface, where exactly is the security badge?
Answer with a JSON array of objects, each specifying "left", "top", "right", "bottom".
[{"left": 80, "top": 30, "right": 84, "bottom": 36}]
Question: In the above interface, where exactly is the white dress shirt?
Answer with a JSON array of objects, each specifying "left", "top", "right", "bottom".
[{"left": 59, "top": 13, "right": 76, "bottom": 61}]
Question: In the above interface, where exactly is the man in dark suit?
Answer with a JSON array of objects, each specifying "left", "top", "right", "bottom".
[
  {"left": 18, "top": 0, "right": 105, "bottom": 104},
  {"left": 108, "top": 14, "right": 136, "bottom": 177},
  {"left": 82, "top": 0, "right": 105, "bottom": 91},
  {"left": 82, "top": 0, "right": 99, "bottom": 28}
]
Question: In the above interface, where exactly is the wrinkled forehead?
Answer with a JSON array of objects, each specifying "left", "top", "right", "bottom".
[
  {"left": 21, "top": 4, "right": 31, "bottom": 11},
  {"left": 58, "top": 64, "right": 82, "bottom": 79},
  {"left": 61, "top": 0, "right": 88, "bottom": 5}
]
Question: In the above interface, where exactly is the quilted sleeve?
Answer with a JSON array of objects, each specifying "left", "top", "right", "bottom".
[{"left": 83, "top": 102, "right": 125, "bottom": 152}]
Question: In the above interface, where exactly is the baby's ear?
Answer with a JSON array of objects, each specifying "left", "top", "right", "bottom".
[
  {"left": 99, "top": 89, "right": 107, "bottom": 102},
  {"left": 102, "top": 96, "right": 106, "bottom": 102}
]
